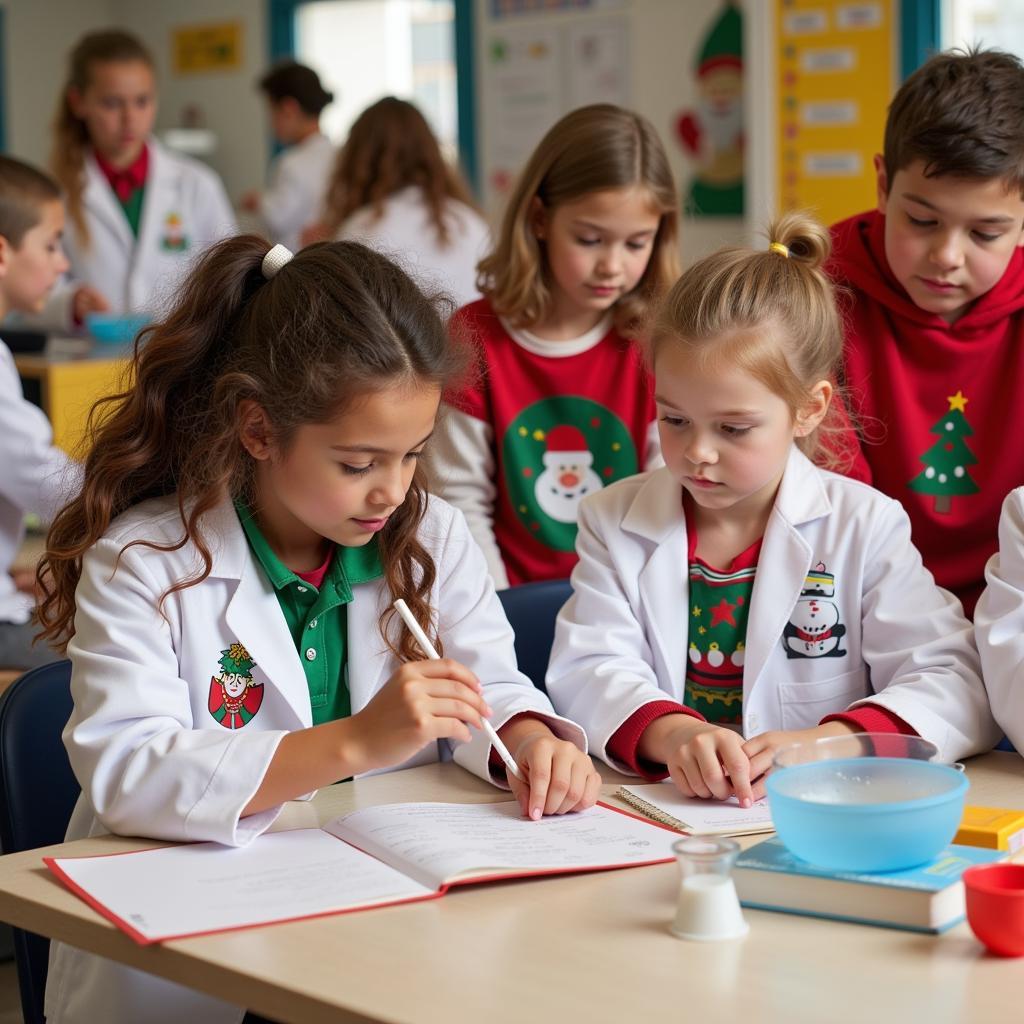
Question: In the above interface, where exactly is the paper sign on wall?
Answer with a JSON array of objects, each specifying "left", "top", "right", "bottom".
[{"left": 173, "top": 22, "right": 243, "bottom": 75}]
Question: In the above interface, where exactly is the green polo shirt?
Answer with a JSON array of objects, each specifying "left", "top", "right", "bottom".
[{"left": 235, "top": 502, "right": 383, "bottom": 725}]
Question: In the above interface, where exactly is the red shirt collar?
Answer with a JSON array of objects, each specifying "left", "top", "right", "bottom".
[{"left": 93, "top": 144, "right": 149, "bottom": 202}]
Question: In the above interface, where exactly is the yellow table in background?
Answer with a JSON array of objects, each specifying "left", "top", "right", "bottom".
[{"left": 14, "top": 339, "right": 132, "bottom": 457}]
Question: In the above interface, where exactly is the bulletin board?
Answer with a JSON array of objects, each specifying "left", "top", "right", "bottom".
[{"left": 775, "top": 0, "right": 895, "bottom": 225}]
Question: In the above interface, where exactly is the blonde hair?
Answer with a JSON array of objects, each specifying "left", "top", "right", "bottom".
[
  {"left": 477, "top": 104, "right": 680, "bottom": 338},
  {"left": 51, "top": 30, "right": 154, "bottom": 250},
  {"left": 650, "top": 210, "right": 851, "bottom": 468}
]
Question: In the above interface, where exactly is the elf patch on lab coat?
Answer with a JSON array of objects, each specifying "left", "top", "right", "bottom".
[
  {"left": 46, "top": 493, "right": 583, "bottom": 1024},
  {"left": 44, "top": 139, "right": 237, "bottom": 323},
  {"left": 546, "top": 447, "right": 1001, "bottom": 768}
]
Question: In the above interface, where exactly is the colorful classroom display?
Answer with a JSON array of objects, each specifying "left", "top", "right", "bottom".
[{"left": 775, "top": 0, "right": 894, "bottom": 225}]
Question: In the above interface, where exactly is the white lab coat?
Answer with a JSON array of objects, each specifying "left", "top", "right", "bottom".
[
  {"left": 974, "top": 487, "right": 1024, "bottom": 753},
  {"left": 546, "top": 447, "right": 1000, "bottom": 770},
  {"left": 46, "top": 493, "right": 583, "bottom": 1024},
  {"left": 259, "top": 131, "right": 335, "bottom": 251},
  {"left": 0, "top": 338, "right": 80, "bottom": 623},
  {"left": 337, "top": 186, "right": 491, "bottom": 312},
  {"left": 43, "top": 139, "right": 237, "bottom": 323}
]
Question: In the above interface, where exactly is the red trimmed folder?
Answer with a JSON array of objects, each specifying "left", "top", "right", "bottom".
[{"left": 46, "top": 800, "right": 678, "bottom": 944}]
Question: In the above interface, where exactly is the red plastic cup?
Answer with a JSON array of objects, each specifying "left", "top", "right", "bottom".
[{"left": 963, "top": 863, "right": 1024, "bottom": 957}]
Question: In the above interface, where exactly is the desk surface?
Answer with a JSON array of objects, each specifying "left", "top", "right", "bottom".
[{"left": 1, "top": 754, "right": 1022, "bottom": 1024}]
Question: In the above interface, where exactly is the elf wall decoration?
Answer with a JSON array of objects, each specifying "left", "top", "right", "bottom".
[{"left": 675, "top": 1, "right": 744, "bottom": 217}]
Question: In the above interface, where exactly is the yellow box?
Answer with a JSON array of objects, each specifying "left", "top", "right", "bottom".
[
  {"left": 15, "top": 349, "right": 131, "bottom": 458},
  {"left": 955, "top": 806, "right": 1024, "bottom": 852}
]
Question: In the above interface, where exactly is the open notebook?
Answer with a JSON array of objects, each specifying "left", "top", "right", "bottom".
[
  {"left": 615, "top": 783, "right": 774, "bottom": 836},
  {"left": 47, "top": 801, "right": 679, "bottom": 945}
]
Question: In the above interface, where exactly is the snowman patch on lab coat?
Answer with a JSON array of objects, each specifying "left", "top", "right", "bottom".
[{"left": 783, "top": 562, "right": 847, "bottom": 659}]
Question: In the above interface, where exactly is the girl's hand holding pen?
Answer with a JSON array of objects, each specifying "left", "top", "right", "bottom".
[
  {"left": 499, "top": 718, "right": 602, "bottom": 820},
  {"left": 348, "top": 659, "right": 491, "bottom": 774}
]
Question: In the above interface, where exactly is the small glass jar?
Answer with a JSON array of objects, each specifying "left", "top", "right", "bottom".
[{"left": 670, "top": 835, "right": 749, "bottom": 941}]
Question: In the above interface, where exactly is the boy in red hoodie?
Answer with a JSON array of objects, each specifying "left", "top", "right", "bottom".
[{"left": 830, "top": 49, "right": 1024, "bottom": 616}]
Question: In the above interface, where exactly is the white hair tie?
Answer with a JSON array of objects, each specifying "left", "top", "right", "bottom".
[{"left": 262, "top": 243, "right": 294, "bottom": 279}]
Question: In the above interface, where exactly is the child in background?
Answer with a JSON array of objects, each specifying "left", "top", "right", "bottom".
[
  {"left": 37, "top": 236, "right": 597, "bottom": 1024},
  {"left": 47, "top": 29, "right": 236, "bottom": 321},
  {"left": 435, "top": 104, "right": 679, "bottom": 588},
  {"left": 829, "top": 48, "right": 1024, "bottom": 616},
  {"left": 973, "top": 490, "right": 1024, "bottom": 752},
  {"left": 321, "top": 96, "right": 490, "bottom": 310},
  {"left": 240, "top": 60, "right": 335, "bottom": 252},
  {"left": 547, "top": 213, "right": 999, "bottom": 804},
  {"left": 0, "top": 156, "right": 81, "bottom": 669}
]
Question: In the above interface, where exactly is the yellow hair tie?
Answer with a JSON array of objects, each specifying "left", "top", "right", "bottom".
[{"left": 768, "top": 241, "right": 790, "bottom": 258}]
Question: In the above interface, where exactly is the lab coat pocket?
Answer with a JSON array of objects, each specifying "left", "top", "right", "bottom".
[{"left": 778, "top": 669, "right": 870, "bottom": 730}]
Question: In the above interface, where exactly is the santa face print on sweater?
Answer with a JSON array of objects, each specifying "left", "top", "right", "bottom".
[{"left": 503, "top": 396, "right": 640, "bottom": 551}]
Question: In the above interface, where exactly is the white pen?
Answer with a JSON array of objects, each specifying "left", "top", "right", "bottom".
[{"left": 392, "top": 598, "right": 525, "bottom": 781}]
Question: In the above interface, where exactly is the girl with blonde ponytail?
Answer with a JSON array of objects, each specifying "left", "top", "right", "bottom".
[
  {"left": 547, "top": 210, "right": 999, "bottom": 805},
  {"left": 46, "top": 29, "right": 236, "bottom": 323}
]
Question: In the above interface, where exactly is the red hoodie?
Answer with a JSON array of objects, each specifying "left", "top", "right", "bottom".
[{"left": 830, "top": 209, "right": 1024, "bottom": 616}]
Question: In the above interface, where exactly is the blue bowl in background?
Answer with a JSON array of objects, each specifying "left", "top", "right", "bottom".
[
  {"left": 85, "top": 312, "right": 151, "bottom": 345},
  {"left": 766, "top": 733, "right": 968, "bottom": 873}
]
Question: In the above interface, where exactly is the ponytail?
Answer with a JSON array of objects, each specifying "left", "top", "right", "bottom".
[
  {"left": 51, "top": 30, "right": 155, "bottom": 250},
  {"left": 37, "top": 236, "right": 469, "bottom": 661},
  {"left": 37, "top": 236, "right": 274, "bottom": 649},
  {"left": 649, "top": 210, "right": 851, "bottom": 469}
]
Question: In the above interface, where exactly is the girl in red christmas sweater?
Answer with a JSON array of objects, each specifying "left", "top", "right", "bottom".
[{"left": 434, "top": 104, "right": 680, "bottom": 587}]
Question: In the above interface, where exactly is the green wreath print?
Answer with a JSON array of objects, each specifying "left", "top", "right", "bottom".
[{"left": 502, "top": 396, "right": 640, "bottom": 552}]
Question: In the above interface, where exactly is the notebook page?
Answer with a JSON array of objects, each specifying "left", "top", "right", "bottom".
[
  {"left": 617, "top": 783, "right": 774, "bottom": 835},
  {"left": 325, "top": 801, "right": 679, "bottom": 890},
  {"left": 49, "top": 828, "right": 433, "bottom": 944}
]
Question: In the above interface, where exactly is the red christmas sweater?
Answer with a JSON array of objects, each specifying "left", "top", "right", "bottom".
[
  {"left": 447, "top": 299, "right": 657, "bottom": 585},
  {"left": 830, "top": 209, "right": 1024, "bottom": 616}
]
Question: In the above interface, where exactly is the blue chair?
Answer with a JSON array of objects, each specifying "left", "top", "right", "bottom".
[
  {"left": 498, "top": 579, "right": 573, "bottom": 694},
  {"left": 0, "top": 660, "right": 79, "bottom": 1024},
  {"left": 996, "top": 736, "right": 1017, "bottom": 752}
]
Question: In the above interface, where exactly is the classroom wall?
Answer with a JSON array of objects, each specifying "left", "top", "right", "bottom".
[
  {"left": 0, "top": 0, "right": 116, "bottom": 167},
  {"left": 472, "top": 0, "right": 750, "bottom": 266}
]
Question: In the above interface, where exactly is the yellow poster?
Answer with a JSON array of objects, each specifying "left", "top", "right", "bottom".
[
  {"left": 173, "top": 22, "right": 242, "bottom": 75},
  {"left": 775, "top": 0, "right": 894, "bottom": 226}
]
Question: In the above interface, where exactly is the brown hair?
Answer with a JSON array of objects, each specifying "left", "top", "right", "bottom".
[
  {"left": 478, "top": 104, "right": 680, "bottom": 338},
  {"left": 0, "top": 155, "right": 61, "bottom": 246},
  {"left": 259, "top": 60, "right": 333, "bottom": 117},
  {"left": 322, "top": 97, "right": 477, "bottom": 246},
  {"left": 649, "top": 211, "right": 848, "bottom": 467},
  {"left": 51, "top": 30, "right": 155, "bottom": 249},
  {"left": 37, "top": 236, "right": 468, "bottom": 660},
  {"left": 884, "top": 48, "right": 1024, "bottom": 192}
]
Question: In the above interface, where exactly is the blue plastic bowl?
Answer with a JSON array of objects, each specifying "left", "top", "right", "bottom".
[
  {"left": 766, "top": 736, "right": 968, "bottom": 873},
  {"left": 85, "top": 312, "right": 150, "bottom": 344}
]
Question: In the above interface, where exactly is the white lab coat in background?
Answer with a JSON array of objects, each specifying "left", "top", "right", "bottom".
[
  {"left": 337, "top": 186, "right": 491, "bottom": 312},
  {"left": 46, "top": 493, "right": 583, "bottom": 1024},
  {"left": 974, "top": 488, "right": 1024, "bottom": 753},
  {"left": 0, "top": 339, "right": 80, "bottom": 623},
  {"left": 259, "top": 131, "right": 335, "bottom": 251},
  {"left": 43, "top": 139, "right": 237, "bottom": 324},
  {"left": 547, "top": 447, "right": 1000, "bottom": 769}
]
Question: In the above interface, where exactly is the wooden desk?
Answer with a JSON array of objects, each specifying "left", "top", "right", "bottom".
[
  {"left": 15, "top": 340, "right": 131, "bottom": 457},
  {"left": 0, "top": 754, "right": 1022, "bottom": 1024}
]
